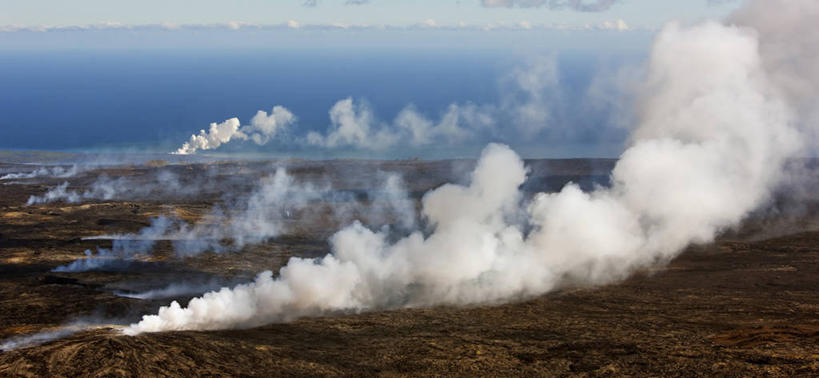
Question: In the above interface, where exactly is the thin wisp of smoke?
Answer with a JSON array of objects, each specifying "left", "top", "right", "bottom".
[{"left": 53, "top": 217, "right": 174, "bottom": 272}]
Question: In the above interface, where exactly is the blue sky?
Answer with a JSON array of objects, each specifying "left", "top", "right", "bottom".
[{"left": 1, "top": 0, "right": 741, "bottom": 30}]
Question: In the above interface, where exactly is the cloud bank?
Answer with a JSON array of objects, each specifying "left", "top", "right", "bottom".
[{"left": 482, "top": 0, "right": 620, "bottom": 12}]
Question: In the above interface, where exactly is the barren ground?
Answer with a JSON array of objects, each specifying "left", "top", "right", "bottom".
[{"left": 0, "top": 160, "right": 817, "bottom": 376}]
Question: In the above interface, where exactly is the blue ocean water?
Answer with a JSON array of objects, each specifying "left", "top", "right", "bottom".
[{"left": 0, "top": 48, "right": 638, "bottom": 158}]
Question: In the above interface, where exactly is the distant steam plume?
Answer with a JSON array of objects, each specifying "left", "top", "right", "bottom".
[
  {"left": 171, "top": 56, "right": 625, "bottom": 154},
  {"left": 125, "top": 0, "right": 814, "bottom": 334},
  {"left": 174, "top": 106, "right": 295, "bottom": 155}
]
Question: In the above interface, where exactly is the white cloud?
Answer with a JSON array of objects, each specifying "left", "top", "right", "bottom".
[
  {"left": 597, "top": 19, "right": 629, "bottom": 31},
  {"left": 482, "top": 0, "right": 621, "bottom": 12}
]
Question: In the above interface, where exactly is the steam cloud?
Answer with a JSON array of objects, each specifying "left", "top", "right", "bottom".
[{"left": 124, "top": 0, "right": 815, "bottom": 334}]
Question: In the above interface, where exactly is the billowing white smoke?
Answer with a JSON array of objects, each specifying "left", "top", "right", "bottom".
[
  {"left": 124, "top": 4, "right": 812, "bottom": 334},
  {"left": 0, "top": 165, "right": 79, "bottom": 181},
  {"left": 174, "top": 106, "right": 295, "bottom": 155}
]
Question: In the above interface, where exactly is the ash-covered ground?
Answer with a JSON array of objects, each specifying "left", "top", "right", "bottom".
[{"left": 0, "top": 159, "right": 817, "bottom": 376}]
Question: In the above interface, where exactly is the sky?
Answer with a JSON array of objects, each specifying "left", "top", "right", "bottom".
[{"left": 1, "top": 0, "right": 741, "bottom": 30}]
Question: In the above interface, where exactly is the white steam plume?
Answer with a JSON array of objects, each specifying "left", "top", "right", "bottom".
[
  {"left": 125, "top": 4, "right": 813, "bottom": 334},
  {"left": 175, "top": 118, "right": 243, "bottom": 155},
  {"left": 174, "top": 106, "right": 296, "bottom": 155}
]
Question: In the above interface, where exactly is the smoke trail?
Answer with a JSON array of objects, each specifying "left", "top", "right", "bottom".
[{"left": 124, "top": 6, "right": 811, "bottom": 334}]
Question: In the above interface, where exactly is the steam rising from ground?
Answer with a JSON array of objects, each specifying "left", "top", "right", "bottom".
[
  {"left": 125, "top": 2, "right": 814, "bottom": 334},
  {"left": 53, "top": 217, "right": 173, "bottom": 272},
  {"left": 54, "top": 167, "right": 416, "bottom": 271},
  {"left": 27, "top": 170, "right": 204, "bottom": 205},
  {"left": 0, "top": 165, "right": 79, "bottom": 181}
]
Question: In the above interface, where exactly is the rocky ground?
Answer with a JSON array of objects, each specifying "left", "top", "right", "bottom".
[{"left": 0, "top": 160, "right": 816, "bottom": 376}]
